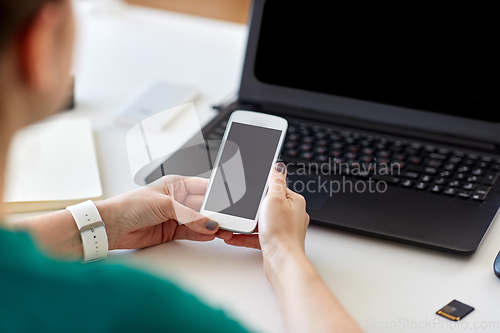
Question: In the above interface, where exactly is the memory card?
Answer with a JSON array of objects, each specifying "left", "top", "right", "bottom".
[{"left": 436, "top": 300, "right": 474, "bottom": 321}]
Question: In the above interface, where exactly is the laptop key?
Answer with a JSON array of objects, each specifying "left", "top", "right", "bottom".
[
  {"left": 462, "top": 183, "right": 476, "bottom": 190},
  {"left": 425, "top": 145, "right": 436, "bottom": 152},
  {"left": 443, "top": 163, "right": 456, "bottom": 171},
  {"left": 378, "top": 150, "right": 391, "bottom": 158},
  {"left": 448, "top": 180, "right": 461, "bottom": 187},
  {"left": 478, "top": 161, "right": 489, "bottom": 168},
  {"left": 410, "top": 143, "right": 422, "bottom": 150},
  {"left": 472, "top": 186, "right": 492, "bottom": 201},
  {"left": 372, "top": 175, "right": 400, "bottom": 184},
  {"left": 315, "top": 132, "right": 327, "bottom": 140},
  {"left": 429, "top": 153, "right": 447, "bottom": 160},
  {"left": 427, "top": 160, "right": 442, "bottom": 168},
  {"left": 299, "top": 152, "right": 314, "bottom": 160},
  {"left": 360, "top": 155, "right": 373, "bottom": 163},
  {"left": 314, "top": 146, "right": 327, "bottom": 153},
  {"left": 315, "top": 155, "right": 328, "bottom": 162},
  {"left": 330, "top": 150, "right": 342, "bottom": 158},
  {"left": 317, "top": 139, "right": 329, "bottom": 147},
  {"left": 458, "top": 190, "right": 472, "bottom": 199},
  {"left": 440, "top": 171, "right": 452, "bottom": 178},
  {"left": 431, "top": 185, "right": 443, "bottom": 193},
  {"left": 482, "top": 172, "right": 499, "bottom": 186},
  {"left": 331, "top": 140, "right": 345, "bottom": 148},
  {"left": 406, "top": 165, "right": 437, "bottom": 174},
  {"left": 407, "top": 156, "right": 422, "bottom": 164},
  {"left": 467, "top": 154, "right": 479, "bottom": 160},
  {"left": 467, "top": 176, "right": 482, "bottom": 183},
  {"left": 401, "top": 179, "right": 413, "bottom": 187},
  {"left": 303, "top": 136, "right": 315, "bottom": 144},
  {"left": 420, "top": 175, "right": 432, "bottom": 182},
  {"left": 472, "top": 168, "right": 484, "bottom": 176},
  {"left": 434, "top": 178, "right": 446, "bottom": 185},
  {"left": 415, "top": 182, "right": 428, "bottom": 190},
  {"left": 401, "top": 171, "right": 419, "bottom": 179},
  {"left": 300, "top": 144, "right": 312, "bottom": 152},
  {"left": 444, "top": 187, "right": 457, "bottom": 196}
]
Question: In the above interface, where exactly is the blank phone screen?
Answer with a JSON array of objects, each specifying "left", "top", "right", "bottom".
[{"left": 205, "top": 122, "right": 282, "bottom": 220}]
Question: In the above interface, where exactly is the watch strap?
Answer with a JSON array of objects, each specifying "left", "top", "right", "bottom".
[{"left": 67, "top": 200, "right": 108, "bottom": 262}]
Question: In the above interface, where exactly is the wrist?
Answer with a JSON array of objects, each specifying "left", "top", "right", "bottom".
[
  {"left": 94, "top": 199, "right": 119, "bottom": 251},
  {"left": 262, "top": 240, "right": 307, "bottom": 285}
]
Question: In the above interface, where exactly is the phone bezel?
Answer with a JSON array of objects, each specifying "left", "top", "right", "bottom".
[{"left": 200, "top": 110, "right": 288, "bottom": 234}]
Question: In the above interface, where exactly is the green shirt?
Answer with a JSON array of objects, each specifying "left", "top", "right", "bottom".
[{"left": 0, "top": 227, "right": 249, "bottom": 333}]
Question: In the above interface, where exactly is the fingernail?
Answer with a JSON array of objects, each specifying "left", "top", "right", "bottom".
[
  {"left": 205, "top": 220, "right": 218, "bottom": 231},
  {"left": 275, "top": 162, "right": 286, "bottom": 174}
]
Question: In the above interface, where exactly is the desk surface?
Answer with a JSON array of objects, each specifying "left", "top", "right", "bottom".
[{"left": 7, "top": 3, "right": 500, "bottom": 332}]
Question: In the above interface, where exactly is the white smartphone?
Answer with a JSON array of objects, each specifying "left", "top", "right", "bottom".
[{"left": 200, "top": 111, "right": 288, "bottom": 233}]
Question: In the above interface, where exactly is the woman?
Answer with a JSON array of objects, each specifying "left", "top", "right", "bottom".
[{"left": 0, "top": 0, "right": 362, "bottom": 332}]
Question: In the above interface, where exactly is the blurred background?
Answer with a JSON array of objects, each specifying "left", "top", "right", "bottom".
[{"left": 125, "top": 0, "right": 251, "bottom": 23}]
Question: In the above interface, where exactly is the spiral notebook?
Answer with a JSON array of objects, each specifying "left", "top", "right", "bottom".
[{"left": 3, "top": 117, "right": 103, "bottom": 213}]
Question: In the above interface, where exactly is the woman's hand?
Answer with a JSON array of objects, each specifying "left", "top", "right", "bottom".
[
  {"left": 97, "top": 175, "right": 218, "bottom": 251},
  {"left": 216, "top": 162, "right": 310, "bottom": 277},
  {"left": 216, "top": 164, "right": 362, "bottom": 333}
]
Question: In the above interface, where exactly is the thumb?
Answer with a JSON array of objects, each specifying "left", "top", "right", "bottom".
[
  {"left": 170, "top": 199, "right": 219, "bottom": 234},
  {"left": 267, "top": 162, "right": 288, "bottom": 198}
]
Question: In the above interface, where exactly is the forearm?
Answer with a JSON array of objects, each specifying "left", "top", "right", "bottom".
[
  {"left": 265, "top": 244, "right": 363, "bottom": 333},
  {"left": 9, "top": 209, "right": 83, "bottom": 260},
  {"left": 7, "top": 200, "right": 117, "bottom": 260}
]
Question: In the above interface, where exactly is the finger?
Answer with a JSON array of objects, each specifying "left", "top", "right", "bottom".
[
  {"left": 224, "top": 234, "right": 261, "bottom": 250},
  {"left": 170, "top": 199, "right": 219, "bottom": 234},
  {"left": 267, "top": 162, "right": 288, "bottom": 198},
  {"left": 215, "top": 229, "right": 234, "bottom": 240},
  {"left": 173, "top": 225, "right": 216, "bottom": 242},
  {"left": 183, "top": 177, "right": 209, "bottom": 195},
  {"left": 287, "top": 188, "right": 307, "bottom": 207},
  {"left": 183, "top": 195, "right": 204, "bottom": 211}
]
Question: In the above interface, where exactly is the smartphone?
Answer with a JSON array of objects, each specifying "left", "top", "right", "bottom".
[{"left": 200, "top": 111, "right": 288, "bottom": 233}]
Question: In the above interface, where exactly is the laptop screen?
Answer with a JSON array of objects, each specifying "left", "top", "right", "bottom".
[{"left": 254, "top": 2, "right": 498, "bottom": 123}]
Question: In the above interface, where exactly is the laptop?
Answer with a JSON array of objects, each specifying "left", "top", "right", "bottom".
[{"left": 146, "top": 1, "right": 500, "bottom": 254}]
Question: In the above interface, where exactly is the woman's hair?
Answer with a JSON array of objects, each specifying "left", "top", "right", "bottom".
[{"left": 0, "top": 0, "right": 61, "bottom": 51}]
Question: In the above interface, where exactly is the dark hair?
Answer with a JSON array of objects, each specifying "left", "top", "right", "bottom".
[{"left": 0, "top": 0, "right": 61, "bottom": 51}]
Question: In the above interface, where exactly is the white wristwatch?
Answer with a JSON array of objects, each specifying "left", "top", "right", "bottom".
[{"left": 67, "top": 200, "right": 108, "bottom": 262}]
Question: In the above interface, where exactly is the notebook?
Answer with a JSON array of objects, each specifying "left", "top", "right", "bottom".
[{"left": 3, "top": 117, "right": 103, "bottom": 213}]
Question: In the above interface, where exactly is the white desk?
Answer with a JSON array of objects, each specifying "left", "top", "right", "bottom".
[{"left": 7, "top": 3, "right": 500, "bottom": 332}]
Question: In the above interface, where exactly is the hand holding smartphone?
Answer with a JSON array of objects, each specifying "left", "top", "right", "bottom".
[{"left": 200, "top": 111, "right": 288, "bottom": 233}]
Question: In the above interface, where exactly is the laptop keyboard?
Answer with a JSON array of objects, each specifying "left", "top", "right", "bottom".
[{"left": 206, "top": 117, "right": 499, "bottom": 202}]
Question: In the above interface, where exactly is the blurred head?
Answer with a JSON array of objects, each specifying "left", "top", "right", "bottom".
[{"left": 0, "top": 0, "right": 74, "bottom": 131}]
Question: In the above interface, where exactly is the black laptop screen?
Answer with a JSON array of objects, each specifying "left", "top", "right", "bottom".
[{"left": 254, "top": 2, "right": 498, "bottom": 123}]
